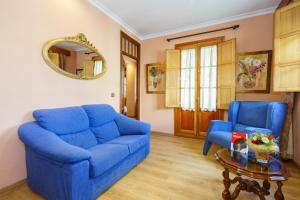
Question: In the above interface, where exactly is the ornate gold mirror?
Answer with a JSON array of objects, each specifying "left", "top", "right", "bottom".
[{"left": 42, "top": 33, "right": 106, "bottom": 80}]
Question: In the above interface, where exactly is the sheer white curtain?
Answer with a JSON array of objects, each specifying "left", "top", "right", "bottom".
[
  {"left": 181, "top": 49, "right": 196, "bottom": 111},
  {"left": 200, "top": 45, "right": 217, "bottom": 111}
]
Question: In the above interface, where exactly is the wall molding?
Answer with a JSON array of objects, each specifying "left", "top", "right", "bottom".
[{"left": 88, "top": 1, "right": 277, "bottom": 41}]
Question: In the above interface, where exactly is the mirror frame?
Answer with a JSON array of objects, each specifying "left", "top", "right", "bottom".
[{"left": 42, "top": 33, "right": 106, "bottom": 80}]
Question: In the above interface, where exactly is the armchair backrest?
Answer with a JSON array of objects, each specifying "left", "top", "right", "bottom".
[{"left": 228, "top": 101, "right": 287, "bottom": 137}]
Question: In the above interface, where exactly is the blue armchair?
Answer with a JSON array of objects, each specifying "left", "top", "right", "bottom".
[
  {"left": 203, "top": 101, "right": 287, "bottom": 155},
  {"left": 19, "top": 104, "right": 150, "bottom": 200}
]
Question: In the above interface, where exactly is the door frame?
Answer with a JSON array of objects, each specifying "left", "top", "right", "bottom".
[{"left": 120, "top": 31, "right": 140, "bottom": 119}]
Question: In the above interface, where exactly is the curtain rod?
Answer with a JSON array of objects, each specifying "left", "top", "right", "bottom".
[{"left": 166, "top": 25, "right": 240, "bottom": 42}]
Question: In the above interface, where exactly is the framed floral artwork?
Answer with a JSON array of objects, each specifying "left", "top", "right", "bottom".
[
  {"left": 236, "top": 50, "right": 272, "bottom": 93},
  {"left": 146, "top": 63, "right": 166, "bottom": 93}
]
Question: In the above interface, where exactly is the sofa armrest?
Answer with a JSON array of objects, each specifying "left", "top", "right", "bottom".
[
  {"left": 208, "top": 120, "right": 233, "bottom": 133},
  {"left": 114, "top": 114, "right": 151, "bottom": 135},
  {"left": 18, "top": 122, "right": 91, "bottom": 164}
]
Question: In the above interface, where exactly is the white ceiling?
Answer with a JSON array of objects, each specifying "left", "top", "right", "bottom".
[{"left": 89, "top": 0, "right": 281, "bottom": 40}]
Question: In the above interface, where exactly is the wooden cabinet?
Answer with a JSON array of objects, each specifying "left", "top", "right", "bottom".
[{"left": 274, "top": 1, "right": 300, "bottom": 91}]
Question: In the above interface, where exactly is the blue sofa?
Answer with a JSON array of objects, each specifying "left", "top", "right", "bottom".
[
  {"left": 18, "top": 104, "right": 151, "bottom": 200},
  {"left": 203, "top": 101, "right": 287, "bottom": 155}
]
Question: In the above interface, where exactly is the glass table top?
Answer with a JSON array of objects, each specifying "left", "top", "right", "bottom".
[{"left": 215, "top": 149, "right": 289, "bottom": 181}]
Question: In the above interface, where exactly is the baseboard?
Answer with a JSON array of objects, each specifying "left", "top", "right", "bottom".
[
  {"left": 0, "top": 179, "right": 27, "bottom": 197},
  {"left": 151, "top": 131, "right": 173, "bottom": 136}
]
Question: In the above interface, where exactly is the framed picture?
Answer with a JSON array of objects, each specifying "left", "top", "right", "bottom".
[
  {"left": 146, "top": 63, "right": 166, "bottom": 93},
  {"left": 236, "top": 50, "right": 272, "bottom": 93}
]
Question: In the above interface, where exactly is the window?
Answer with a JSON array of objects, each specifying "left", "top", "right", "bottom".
[
  {"left": 200, "top": 45, "right": 217, "bottom": 111},
  {"left": 180, "top": 49, "right": 196, "bottom": 111},
  {"left": 180, "top": 47, "right": 217, "bottom": 112},
  {"left": 94, "top": 60, "right": 103, "bottom": 76}
]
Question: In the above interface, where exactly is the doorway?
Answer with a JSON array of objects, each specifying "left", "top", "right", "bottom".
[{"left": 120, "top": 31, "right": 140, "bottom": 119}]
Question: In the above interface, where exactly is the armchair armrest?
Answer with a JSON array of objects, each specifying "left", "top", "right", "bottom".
[
  {"left": 208, "top": 120, "right": 233, "bottom": 132},
  {"left": 114, "top": 114, "right": 151, "bottom": 135},
  {"left": 18, "top": 122, "right": 91, "bottom": 164}
]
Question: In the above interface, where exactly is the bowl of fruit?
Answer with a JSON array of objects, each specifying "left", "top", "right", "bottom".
[{"left": 247, "top": 132, "right": 279, "bottom": 164}]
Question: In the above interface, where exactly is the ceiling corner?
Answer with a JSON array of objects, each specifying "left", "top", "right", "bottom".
[{"left": 88, "top": 0, "right": 143, "bottom": 40}]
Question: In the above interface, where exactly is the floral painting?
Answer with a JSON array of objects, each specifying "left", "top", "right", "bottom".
[
  {"left": 236, "top": 50, "right": 272, "bottom": 93},
  {"left": 146, "top": 63, "right": 165, "bottom": 93}
]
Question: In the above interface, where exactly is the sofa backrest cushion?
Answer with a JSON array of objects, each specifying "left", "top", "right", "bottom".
[
  {"left": 82, "top": 104, "right": 117, "bottom": 127},
  {"left": 91, "top": 122, "right": 120, "bottom": 143},
  {"left": 33, "top": 106, "right": 97, "bottom": 149},
  {"left": 60, "top": 129, "right": 97, "bottom": 149},
  {"left": 82, "top": 104, "right": 120, "bottom": 143},
  {"left": 237, "top": 101, "right": 269, "bottom": 128}
]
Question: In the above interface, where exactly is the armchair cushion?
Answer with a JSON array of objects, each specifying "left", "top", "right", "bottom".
[
  {"left": 19, "top": 122, "right": 91, "bottom": 164},
  {"left": 108, "top": 135, "right": 148, "bottom": 153},
  {"left": 88, "top": 144, "right": 129, "bottom": 178},
  {"left": 234, "top": 123, "right": 272, "bottom": 134},
  {"left": 115, "top": 114, "right": 151, "bottom": 135},
  {"left": 244, "top": 127, "right": 272, "bottom": 135}
]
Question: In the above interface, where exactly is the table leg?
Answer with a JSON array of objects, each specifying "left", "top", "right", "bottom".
[
  {"left": 222, "top": 168, "right": 231, "bottom": 200},
  {"left": 262, "top": 180, "right": 270, "bottom": 195},
  {"left": 274, "top": 181, "right": 285, "bottom": 200}
]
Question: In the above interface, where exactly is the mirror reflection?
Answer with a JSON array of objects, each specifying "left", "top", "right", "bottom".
[{"left": 42, "top": 34, "right": 106, "bottom": 80}]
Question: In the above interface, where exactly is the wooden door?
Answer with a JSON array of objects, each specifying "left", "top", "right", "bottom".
[
  {"left": 274, "top": 1, "right": 300, "bottom": 91},
  {"left": 173, "top": 47, "right": 197, "bottom": 138},
  {"left": 172, "top": 37, "right": 234, "bottom": 138}
]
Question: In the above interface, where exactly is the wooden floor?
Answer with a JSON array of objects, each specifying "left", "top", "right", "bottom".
[{"left": 1, "top": 133, "right": 300, "bottom": 200}]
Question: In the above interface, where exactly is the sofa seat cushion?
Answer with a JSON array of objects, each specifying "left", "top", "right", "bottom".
[
  {"left": 107, "top": 135, "right": 148, "bottom": 153},
  {"left": 88, "top": 144, "right": 129, "bottom": 178},
  {"left": 207, "top": 131, "right": 231, "bottom": 148}
]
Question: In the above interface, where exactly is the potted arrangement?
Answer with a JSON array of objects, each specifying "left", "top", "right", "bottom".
[{"left": 247, "top": 132, "right": 279, "bottom": 164}]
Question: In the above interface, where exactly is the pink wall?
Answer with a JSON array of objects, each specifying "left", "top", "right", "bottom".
[
  {"left": 0, "top": 1, "right": 296, "bottom": 190},
  {"left": 0, "top": 0, "right": 139, "bottom": 189},
  {"left": 140, "top": 14, "right": 282, "bottom": 134}
]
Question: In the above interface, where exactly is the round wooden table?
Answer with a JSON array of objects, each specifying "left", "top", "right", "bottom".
[{"left": 215, "top": 149, "right": 289, "bottom": 200}]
